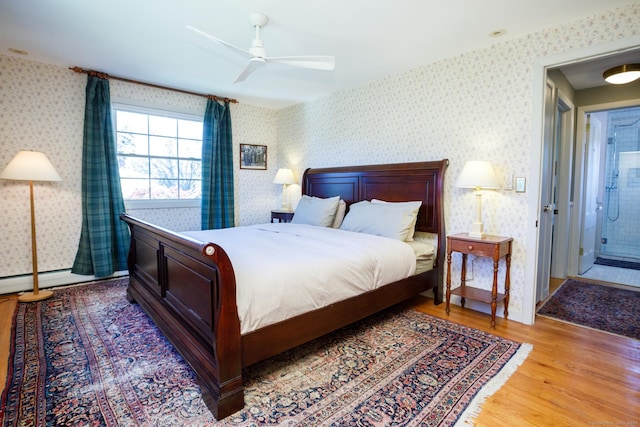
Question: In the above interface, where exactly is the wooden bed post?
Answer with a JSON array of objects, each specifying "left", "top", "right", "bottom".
[
  {"left": 204, "top": 242, "right": 244, "bottom": 418},
  {"left": 120, "top": 214, "right": 245, "bottom": 419}
]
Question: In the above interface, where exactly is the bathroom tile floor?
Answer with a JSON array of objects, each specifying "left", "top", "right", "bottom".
[{"left": 577, "top": 264, "right": 640, "bottom": 288}]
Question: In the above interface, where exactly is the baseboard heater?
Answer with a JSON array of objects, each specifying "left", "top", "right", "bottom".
[{"left": 0, "top": 269, "right": 128, "bottom": 295}]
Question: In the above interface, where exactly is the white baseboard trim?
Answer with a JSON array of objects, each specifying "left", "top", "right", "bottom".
[{"left": 0, "top": 269, "right": 128, "bottom": 295}]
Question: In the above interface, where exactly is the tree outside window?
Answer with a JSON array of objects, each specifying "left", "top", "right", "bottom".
[{"left": 115, "top": 108, "right": 203, "bottom": 202}]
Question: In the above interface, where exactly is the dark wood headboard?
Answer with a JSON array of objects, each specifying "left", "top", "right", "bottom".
[{"left": 302, "top": 160, "right": 448, "bottom": 234}]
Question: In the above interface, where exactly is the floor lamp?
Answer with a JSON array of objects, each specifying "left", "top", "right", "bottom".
[
  {"left": 0, "top": 151, "right": 62, "bottom": 302},
  {"left": 455, "top": 160, "right": 500, "bottom": 239}
]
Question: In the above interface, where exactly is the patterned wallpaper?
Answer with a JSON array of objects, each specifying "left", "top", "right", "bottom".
[
  {"left": 0, "top": 57, "right": 277, "bottom": 279},
  {"left": 276, "top": 3, "right": 640, "bottom": 321},
  {"left": 0, "top": 59, "right": 85, "bottom": 280}
]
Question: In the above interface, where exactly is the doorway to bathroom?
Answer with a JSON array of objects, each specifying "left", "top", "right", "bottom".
[{"left": 576, "top": 103, "right": 640, "bottom": 287}]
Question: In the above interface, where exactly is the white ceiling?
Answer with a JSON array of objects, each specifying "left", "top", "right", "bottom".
[{"left": 1, "top": 0, "right": 638, "bottom": 109}]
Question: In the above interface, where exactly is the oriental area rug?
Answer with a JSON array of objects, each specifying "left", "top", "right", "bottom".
[
  {"left": 537, "top": 278, "right": 640, "bottom": 340},
  {"left": 1, "top": 278, "right": 531, "bottom": 426}
]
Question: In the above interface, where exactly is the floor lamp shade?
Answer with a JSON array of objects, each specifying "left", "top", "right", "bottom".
[
  {"left": 273, "top": 168, "right": 295, "bottom": 211},
  {"left": 0, "top": 151, "right": 62, "bottom": 302},
  {"left": 455, "top": 160, "right": 500, "bottom": 238}
]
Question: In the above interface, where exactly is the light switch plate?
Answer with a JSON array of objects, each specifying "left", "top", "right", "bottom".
[
  {"left": 504, "top": 173, "right": 513, "bottom": 190},
  {"left": 515, "top": 176, "right": 526, "bottom": 193}
]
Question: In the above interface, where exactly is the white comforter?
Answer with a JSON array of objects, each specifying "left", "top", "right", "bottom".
[{"left": 183, "top": 223, "right": 416, "bottom": 334}]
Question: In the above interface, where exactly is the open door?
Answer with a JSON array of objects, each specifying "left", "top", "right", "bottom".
[
  {"left": 578, "top": 114, "right": 601, "bottom": 274},
  {"left": 535, "top": 79, "right": 557, "bottom": 303}
]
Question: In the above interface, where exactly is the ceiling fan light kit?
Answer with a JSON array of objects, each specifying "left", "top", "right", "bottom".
[
  {"left": 188, "top": 12, "right": 335, "bottom": 83},
  {"left": 603, "top": 63, "right": 640, "bottom": 84}
]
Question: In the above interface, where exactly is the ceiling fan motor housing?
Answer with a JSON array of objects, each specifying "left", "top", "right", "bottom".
[{"left": 250, "top": 39, "right": 266, "bottom": 58}]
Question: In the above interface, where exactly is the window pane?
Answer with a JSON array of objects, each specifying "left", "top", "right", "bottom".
[
  {"left": 149, "top": 116, "right": 177, "bottom": 137},
  {"left": 117, "top": 111, "right": 148, "bottom": 133},
  {"left": 151, "top": 179, "right": 178, "bottom": 199},
  {"left": 149, "top": 136, "right": 177, "bottom": 157},
  {"left": 179, "top": 180, "right": 201, "bottom": 199},
  {"left": 179, "top": 159, "right": 201, "bottom": 180},
  {"left": 120, "top": 178, "right": 150, "bottom": 199},
  {"left": 118, "top": 156, "right": 149, "bottom": 178},
  {"left": 178, "top": 119, "right": 202, "bottom": 139},
  {"left": 179, "top": 138, "right": 202, "bottom": 159},
  {"left": 150, "top": 158, "right": 178, "bottom": 179},
  {"left": 115, "top": 106, "right": 202, "bottom": 202},
  {"left": 117, "top": 132, "right": 149, "bottom": 155}
]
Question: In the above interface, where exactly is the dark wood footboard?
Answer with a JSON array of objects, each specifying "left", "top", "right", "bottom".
[
  {"left": 120, "top": 214, "right": 244, "bottom": 419},
  {"left": 241, "top": 268, "right": 440, "bottom": 367}
]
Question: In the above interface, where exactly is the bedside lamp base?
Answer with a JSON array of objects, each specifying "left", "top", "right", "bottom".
[{"left": 468, "top": 221, "right": 485, "bottom": 239}]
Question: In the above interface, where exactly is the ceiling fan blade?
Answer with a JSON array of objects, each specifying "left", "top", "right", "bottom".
[
  {"left": 186, "top": 25, "right": 252, "bottom": 59},
  {"left": 234, "top": 58, "right": 266, "bottom": 83},
  {"left": 266, "top": 56, "right": 335, "bottom": 70}
]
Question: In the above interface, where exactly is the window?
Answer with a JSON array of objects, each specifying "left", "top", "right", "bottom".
[{"left": 114, "top": 105, "right": 203, "bottom": 208}]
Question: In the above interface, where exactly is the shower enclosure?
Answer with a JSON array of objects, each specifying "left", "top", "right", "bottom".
[{"left": 599, "top": 106, "right": 640, "bottom": 263}]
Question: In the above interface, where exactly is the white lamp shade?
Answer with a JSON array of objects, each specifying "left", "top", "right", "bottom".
[
  {"left": 0, "top": 151, "right": 62, "bottom": 182},
  {"left": 273, "top": 168, "right": 295, "bottom": 185},
  {"left": 455, "top": 160, "right": 499, "bottom": 190}
]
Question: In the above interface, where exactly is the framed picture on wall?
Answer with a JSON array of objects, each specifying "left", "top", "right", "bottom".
[{"left": 240, "top": 144, "right": 267, "bottom": 170}]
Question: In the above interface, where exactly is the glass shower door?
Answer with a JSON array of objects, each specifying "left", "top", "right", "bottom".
[{"left": 600, "top": 107, "right": 640, "bottom": 262}]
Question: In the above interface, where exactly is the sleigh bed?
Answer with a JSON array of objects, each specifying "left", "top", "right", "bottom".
[{"left": 120, "top": 159, "right": 448, "bottom": 420}]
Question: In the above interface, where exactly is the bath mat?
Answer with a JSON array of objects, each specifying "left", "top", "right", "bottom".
[
  {"left": 537, "top": 278, "right": 640, "bottom": 340},
  {"left": 594, "top": 257, "right": 640, "bottom": 271}
]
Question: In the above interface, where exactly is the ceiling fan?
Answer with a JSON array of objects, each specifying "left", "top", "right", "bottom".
[{"left": 187, "top": 13, "right": 335, "bottom": 84}]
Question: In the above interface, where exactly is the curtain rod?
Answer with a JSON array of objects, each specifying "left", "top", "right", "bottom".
[{"left": 69, "top": 66, "right": 238, "bottom": 104}]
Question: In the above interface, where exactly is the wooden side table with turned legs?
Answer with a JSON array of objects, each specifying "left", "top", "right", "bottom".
[
  {"left": 271, "top": 210, "right": 294, "bottom": 223},
  {"left": 445, "top": 233, "right": 513, "bottom": 328}
]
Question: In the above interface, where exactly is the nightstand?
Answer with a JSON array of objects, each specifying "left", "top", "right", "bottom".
[
  {"left": 271, "top": 210, "right": 294, "bottom": 223},
  {"left": 445, "top": 233, "right": 513, "bottom": 328}
]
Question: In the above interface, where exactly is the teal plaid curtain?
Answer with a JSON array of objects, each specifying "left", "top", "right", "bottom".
[
  {"left": 71, "top": 74, "right": 130, "bottom": 277},
  {"left": 201, "top": 99, "right": 235, "bottom": 229}
]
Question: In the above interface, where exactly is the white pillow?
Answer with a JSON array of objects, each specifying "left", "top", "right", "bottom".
[
  {"left": 292, "top": 195, "right": 340, "bottom": 227},
  {"left": 332, "top": 199, "right": 346, "bottom": 228},
  {"left": 370, "top": 199, "right": 422, "bottom": 241},
  {"left": 339, "top": 200, "right": 421, "bottom": 241}
]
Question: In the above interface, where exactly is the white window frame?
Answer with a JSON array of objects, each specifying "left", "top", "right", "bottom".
[{"left": 113, "top": 103, "right": 203, "bottom": 210}]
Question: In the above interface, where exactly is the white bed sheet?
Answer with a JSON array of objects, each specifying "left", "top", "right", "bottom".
[
  {"left": 184, "top": 223, "right": 416, "bottom": 334},
  {"left": 406, "top": 239, "right": 435, "bottom": 274}
]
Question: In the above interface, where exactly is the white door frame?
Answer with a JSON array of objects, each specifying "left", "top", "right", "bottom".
[
  {"left": 522, "top": 35, "right": 640, "bottom": 325},
  {"left": 535, "top": 78, "right": 557, "bottom": 304},
  {"left": 576, "top": 113, "right": 602, "bottom": 275},
  {"left": 550, "top": 93, "right": 575, "bottom": 279}
]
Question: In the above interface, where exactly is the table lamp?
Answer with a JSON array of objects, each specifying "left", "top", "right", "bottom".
[
  {"left": 273, "top": 168, "right": 295, "bottom": 211},
  {"left": 0, "top": 151, "right": 62, "bottom": 302},
  {"left": 455, "top": 160, "right": 500, "bottom": 238}
]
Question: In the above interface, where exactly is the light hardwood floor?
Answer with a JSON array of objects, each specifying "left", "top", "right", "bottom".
[
  {"left": 409, "top": 284, "right": 640, "bottom": 426},
  {"left": 1, "top": 284, "right": 638, "bottom": 426}
]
